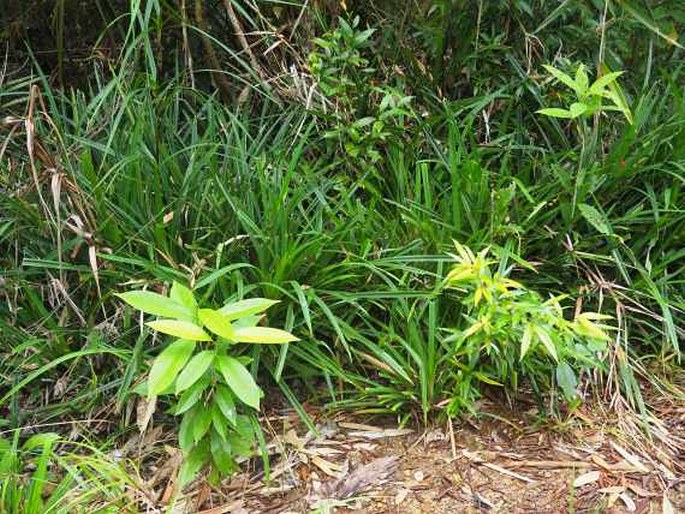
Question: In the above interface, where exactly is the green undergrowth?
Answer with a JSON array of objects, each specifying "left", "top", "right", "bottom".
[{"left": 1, "top": 0, "right": 684, "bottom": 502}]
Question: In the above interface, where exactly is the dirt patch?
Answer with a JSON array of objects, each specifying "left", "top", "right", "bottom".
[{"left": 165, "top": 398, "right": 684, "bottom": 514}]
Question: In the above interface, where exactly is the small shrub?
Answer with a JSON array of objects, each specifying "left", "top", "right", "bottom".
[
  {"left": 537, "top": 63, "right": 632, "bottom": 124},
  {"left": 442, "top": 242, "right": 612, "bottom": 415},
  {"left": 117, "top": 282, "right": 298, "bottom": 485}
]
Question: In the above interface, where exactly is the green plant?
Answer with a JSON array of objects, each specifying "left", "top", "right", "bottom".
[
  {"left": 308, "top": 16, "right": 414, "bottom": 172},
  {"left": 442, "top": 242, "right": 612, "bottom": 415},
  {"left": 537, "top": 63, "right": 632, "bottom": 124},
  {"left": 116, "top": 282, "right": 298, "bottom": 485},
  {"left": 0, "top": 431, "right": 137, "bottom": 513}
]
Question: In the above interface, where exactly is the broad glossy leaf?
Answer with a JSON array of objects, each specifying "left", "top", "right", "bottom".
[
  {"left": 211, "top": 404, "right": 228, "bottom": 441},
  {"left": 178, "top": 439, "right": 210, "bottom": 486},
  {"left": 198, "top": 309, "right": 236, "bottom": 340},
  {"left": 170, "top": 282, "right": 197, "bottom": 311},
  {"left": 116, "top": 291, "right": 193, "bottom": 320},
  {"left": 146, "top": 320, "right": 211, "bottom": 341},
  {"left": 178, "top": 407, "right": 197, "bottom": 452},
  {"left": 219, "top": 298, "right": 280, "bottom": 320},
  {"left": 193, "top": 406, "right": 212, "bottom": 443},
  {"left": 210, "top": 430, "right": 235, "bottom": 474},
  {"left": 216, "top": 356, "right": 262, "bottom": 410},
  {"left": 231, "top": 415, "right": 256, "bottom": 458},
  {"left": 556, "top": 361, "right": 578, "bottom": 399},
  {"left": 233, "top": 326, "right": 298, "bottom": 344},
  {"left": 174, "top": 376, "right": 210, "bottom": 415},
  {"left": 148, "top": 339, "right": 196, "bottom": 396},
  {"left": 176, "top": 350, "right": 215, "bottom": 394},
  {"left": 214, "top": 385, "right": 237, "bottom": 425}
]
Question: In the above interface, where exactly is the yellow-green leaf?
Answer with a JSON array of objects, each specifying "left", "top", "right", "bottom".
[
  {"left": 198, "top": 309, "right": 236, "bottom": 341},
  {"left": 534, "top": 325, "right": 558, "bottom": 361},
  {"left": 176, "top": 350, "right": 215, "bottom": 394},
  {"left": 219, "top": 298, "right": 280, "bottom": 320},
  {"left": 232, "top": 326, "right": 299, "bottom": 344},
  {"left": 146, "top": 320, "right": 211, "bottom": 341},
  {"left": 520, "top": 324, "right": 534, "bottom": 360},
  {"left": 148, "top": 340, "right": 196, "bottom": 397},
  {"left": 170, "top": 282, "right": 197, "bottom": 311},
  {"left": 116, "top": 291, "right": 193, "bottom": 320}
]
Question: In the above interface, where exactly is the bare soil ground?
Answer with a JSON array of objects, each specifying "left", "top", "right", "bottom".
[{"left": 147, "top": 391, "right": 684, "bottom": 514}]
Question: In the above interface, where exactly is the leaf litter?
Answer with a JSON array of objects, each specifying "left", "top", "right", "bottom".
[{"left": 125, "top": 391, "right": 685, "bottom": 514}]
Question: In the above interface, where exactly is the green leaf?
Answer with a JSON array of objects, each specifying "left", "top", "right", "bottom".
[
  {"left": 578, "top": 203, "right": 612, "bottom": 235},
  {"left": 219, "top": 298, "right": 280, "bottom": 320},
  {"left": 116, "top": 291, "right": 193, "bottom": 320},
  {"left": 146, "top": 320, "right": 211, "bottom": 341},
  {"left": 569, "top": 102, "right": 588, "bottom": 118},
  {"left": 211, "top": 404, "right": 228, "bottom": 441},
  {"left": 231, "top": 415, "right": 256, "bottom": 458},
  {"left": 176, "top": 350, "right": 215, "bottom": 394},
  {"left": 178, "top": 408, "right": 196, "bottom": 452},
  {"left": 170, "top": 282, "right": 197, "bottom": 311},
  {"left": 148, "top": 340, "right": 196, "bottom": 397},
  {"left": 520, "top": 324, "right": 534, "bottom": 360},
  {"left": 534, "top": 326, "right": 558, "bottom": 361},
  {"left": 542, "top": 64, "right": 581, "bottom": 95},
  {"left": 588, "top": 71, "right": 624, "bottom": 96},
  {"left": 575, "top": 64, "right": 589, "bottom": 94},
  {"left": 216, "top": 356, "right": 262, "bottom": 410},
  {"left": 574, "top": 314, "right": 611, "bottom": 341},
  {"left": 537, "top": 108, "right": 573, "bottom": 119},
  {"left": 210, "top": 430, "right": 236, "bottom": 474},
  {"left": 22, "top": 433, "right": 60, "bottom": 451},
  {"left": 193, "top": 407, "right": 212, "bottom": 443},
  {"left": 178, "top": 440, "right": 210, "bottom": 486},
  {"left": 232, "top": 326, "right": 299, "bottom": 344},
  {"left": 174, "top": 376, "right": 210, "bottom": 415},
  {"left": 198, "top": 309, "right": 236, "bottom": 341},
  {"left": 214, "top": 385, "right": 237, "bottom": 425},
  {"left": 556, "top": 361, "right": 578, "bottom": 399}
]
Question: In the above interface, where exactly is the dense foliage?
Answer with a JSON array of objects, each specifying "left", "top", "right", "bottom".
[{"left": 0, "top": 0, "right": 683, "bottom": 508}]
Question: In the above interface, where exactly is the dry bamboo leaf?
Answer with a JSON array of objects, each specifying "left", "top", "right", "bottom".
[
  {"left": 610, "top": 442, "right": 649, "bottom": 473},
  {"left": 347, "top": 428, "right": 414, "bottom": 439},
  {"left": 573, "top": 470, "right": 600, "bottom": 488},
  {"left": 480, "top": 462, "right": 537, "bottom": 484},
  {"left": 618, "top": 492, "right": 636, "bottom": 511},
  {"left": 137, "top": 395, "right": 156, "bottom": 433},
  {"left": 316, "top": 456, "right": 400, "bottom": 501},
  {"left": 662, "top": 494, "right": 675, "bottom": 514},
  {"left": 598, "top": 486, "right": 625, "bottom": 494},
  {"left": 311, "top": 455, "right": 345, "bottom": 478}
]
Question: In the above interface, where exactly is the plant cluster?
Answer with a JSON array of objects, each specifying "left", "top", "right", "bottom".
[
  {"left": 117, "top": 283, "right": 297, "bottom": 484},
  {"left": 442, "top": 242, "right": 611, "bottom": 415},
  {"left": 0, "top": 1, "right": 683, "bottom": 509}
]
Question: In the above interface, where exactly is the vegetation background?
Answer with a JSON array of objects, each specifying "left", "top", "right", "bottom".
[{"left": 0, "top": 0, "right": 683, "bottom": 512}]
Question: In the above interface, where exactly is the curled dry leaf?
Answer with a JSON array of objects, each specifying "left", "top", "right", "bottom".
[{"left": 137, "top": 395, "right": 156, "bottom": 433}]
